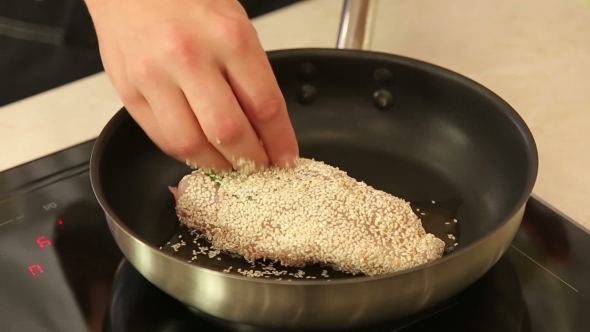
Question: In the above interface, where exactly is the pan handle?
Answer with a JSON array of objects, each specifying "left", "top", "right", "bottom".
[{"left": 336, "top": 0, "right": 378, "bottom": 50}]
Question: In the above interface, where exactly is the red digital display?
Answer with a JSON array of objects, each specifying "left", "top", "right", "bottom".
[
  {"left": 28, "top": 264, "right": 44, "bottom": 277},
  {"left": 36, "top": 236, "right": 52, "bottom": 248}
]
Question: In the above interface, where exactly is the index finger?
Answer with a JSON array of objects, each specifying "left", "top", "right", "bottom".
[{"left": 223, "top": 34, "right": 299, "bottom": 168}]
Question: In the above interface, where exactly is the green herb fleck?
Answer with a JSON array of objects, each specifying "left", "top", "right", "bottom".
[{"left": 205, "top": 171, "right": 224, "bottom": 185}]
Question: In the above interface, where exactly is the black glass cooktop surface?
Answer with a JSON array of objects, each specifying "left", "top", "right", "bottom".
[{"left": 0, "top": 140, "right": 589, "bottom": 332}]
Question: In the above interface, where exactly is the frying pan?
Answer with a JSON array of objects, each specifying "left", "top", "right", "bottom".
[{"left": 90, "top": 0, "right": 538, "bottom": 330}]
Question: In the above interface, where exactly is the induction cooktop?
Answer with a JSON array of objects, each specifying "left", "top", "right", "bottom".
[{"left": 0, "top": 140, "right": 588, "bottom": 332}]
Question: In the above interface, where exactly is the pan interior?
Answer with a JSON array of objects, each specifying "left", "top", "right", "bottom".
[
  {"left": 96, "top": 50, "right": 535, "bottom": 280},
  {"left": 158, "top": 147, "right": 462, "bottom": 280}
]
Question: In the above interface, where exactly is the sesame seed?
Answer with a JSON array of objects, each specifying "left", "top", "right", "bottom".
[{"left": 172, "top": 158, "right": 445, "bottom": 276}]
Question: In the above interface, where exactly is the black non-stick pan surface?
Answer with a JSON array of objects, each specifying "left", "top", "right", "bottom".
[{"left": 96, "top": 49, "right": 537, "bottom": 283}]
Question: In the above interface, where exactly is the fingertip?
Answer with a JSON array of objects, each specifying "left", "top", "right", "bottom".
[
  {"left": 185, "top": 155, "right": 233, "bottom": 174},
  {"left": 275, "top": 152, "right": 299, "bottom": 169},
  {"left": 229, "top": 152, "right": 270, "bottom": 174},
  {"left": 268, "top": 132, "right": 299, "bottom": 169}
]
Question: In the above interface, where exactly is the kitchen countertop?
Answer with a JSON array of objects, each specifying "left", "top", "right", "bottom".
[{"left": 1, "top": 0, "right": 589, "bottom": 229}]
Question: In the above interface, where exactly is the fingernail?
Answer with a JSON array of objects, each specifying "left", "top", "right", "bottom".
[
  {"left": 235, "top": 157, "right": 260, "bottom": 175},
  {"left": 277, "top": 154, "right": 298, "bottom": 169},
  {"left": 185, "top": 159, "right": 198, "bottom": 169}
]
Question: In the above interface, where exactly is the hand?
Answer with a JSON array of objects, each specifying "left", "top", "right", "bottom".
[{"left": 86, "top": 0, "right": 299, "bottom": 173}]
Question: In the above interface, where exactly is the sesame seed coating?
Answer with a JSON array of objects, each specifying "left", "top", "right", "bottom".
[{"left": 172, "top": 158, "right": 445, "bottom": 276}]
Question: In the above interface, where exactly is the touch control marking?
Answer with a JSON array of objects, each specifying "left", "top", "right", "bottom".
[{"left": 0, "top": 215, "right": 24, "bottom": 228}]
